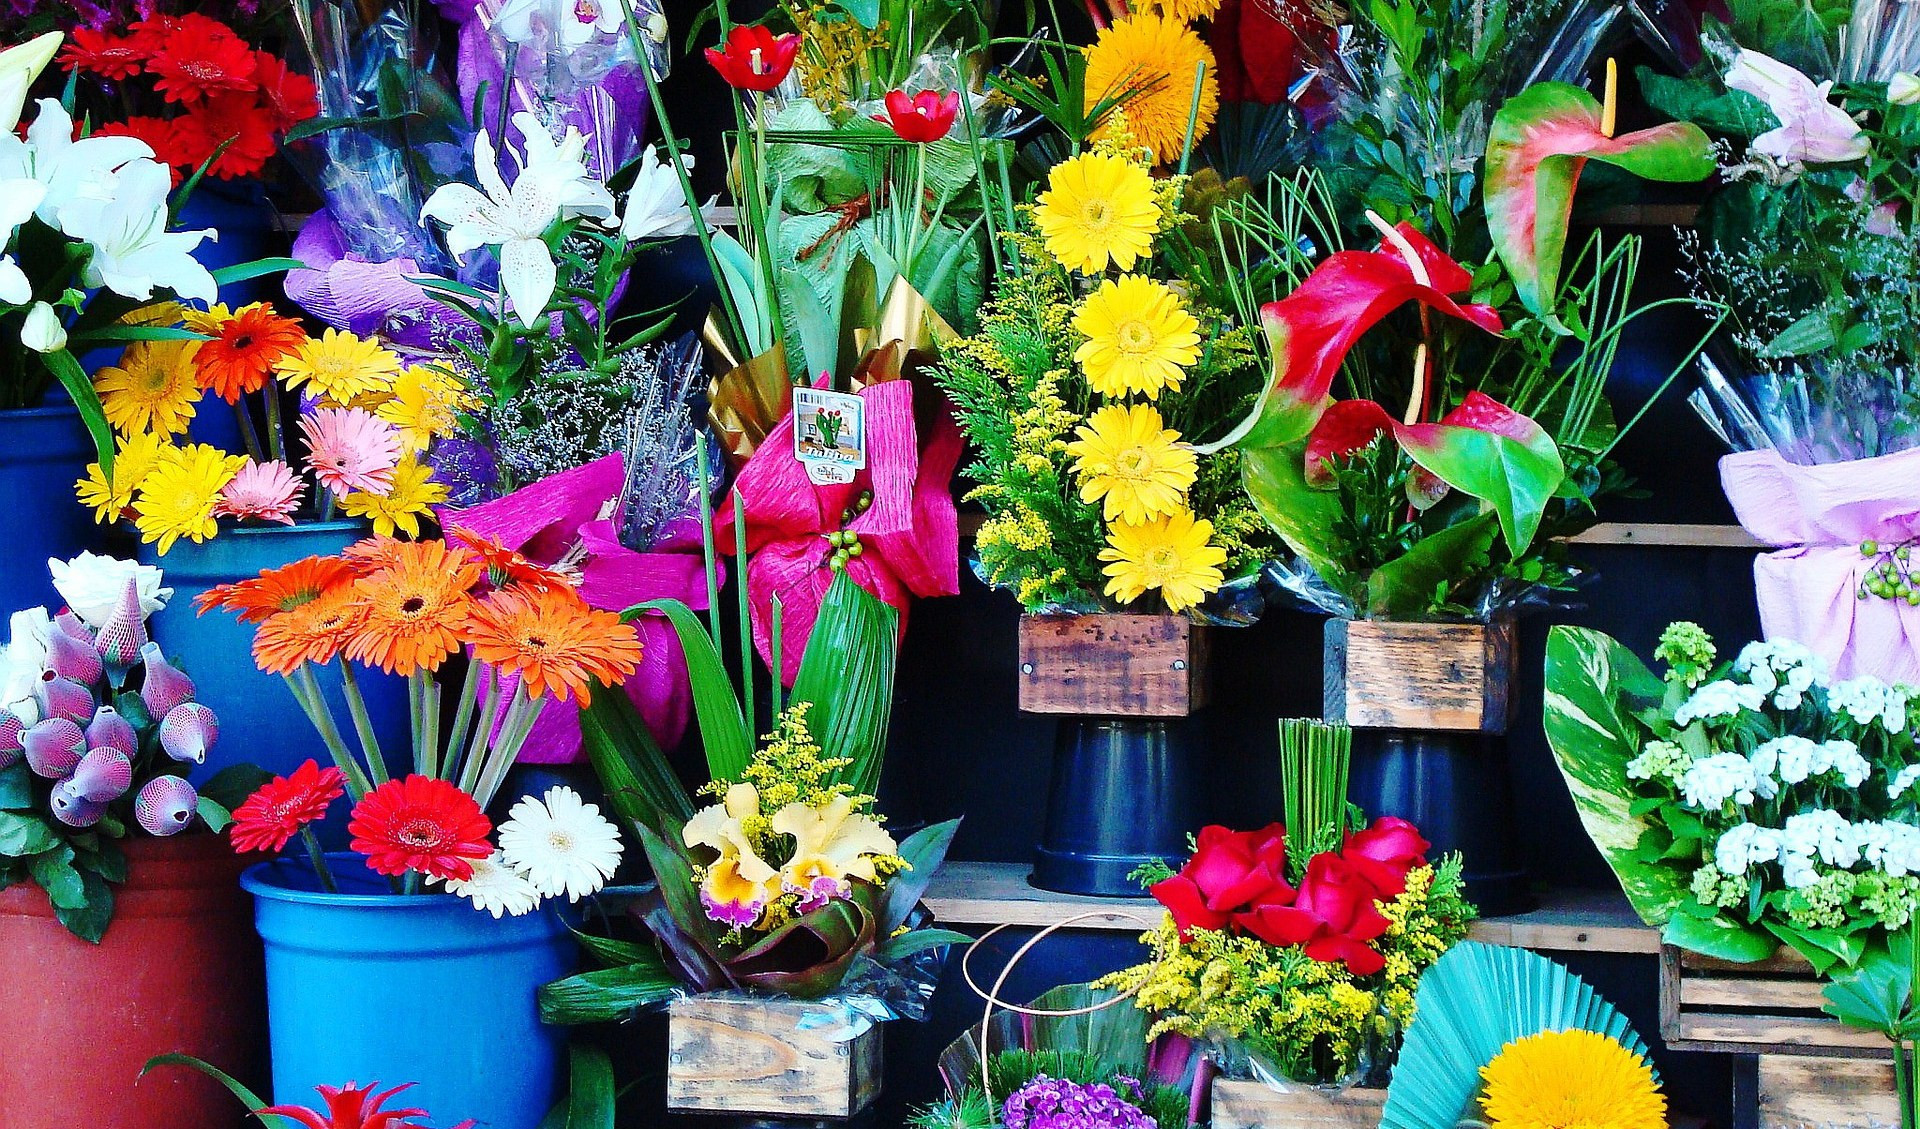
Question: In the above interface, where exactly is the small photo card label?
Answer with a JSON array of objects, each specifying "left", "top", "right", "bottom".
[{"left": 793, "top": 388, "right": 866, "bottom": 485}]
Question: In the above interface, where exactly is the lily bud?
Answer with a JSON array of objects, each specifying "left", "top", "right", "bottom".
[{"left": 20, "top": 302, "right": 66, "bottom": 354}]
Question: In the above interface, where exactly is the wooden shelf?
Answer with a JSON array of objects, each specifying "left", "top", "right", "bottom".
[
  {"left": 956, "top": 515, "right": 1764, "bottom": 551},
  {"left": 924, "top": 861, "right": 1661, "bottom": 956}
]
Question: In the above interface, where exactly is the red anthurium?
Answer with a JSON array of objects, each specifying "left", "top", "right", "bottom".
[
  {"left": 1209, "top": 223, "right": 1504, "bottom": 453},
  {"left": 874, "top": 89, "right": 960, "bottom": 143},
  {"left": 1241, "top": 852, "right": 1393, "bottom": 975},
  {"left": 1149, "top": 823, "right": 1293, "bottom": 938},
  {"left": 704, "top": 25, "right": 801, "bottom": 92},
  {"left": 258, "top": 1081, "right": 475, "bottom": 1129},
  {"left": 1340, "top": 815, "right": 1431, "bottom": 898},
  {"left": 715, "top": 378, "right": 961, "bottom": 686}
]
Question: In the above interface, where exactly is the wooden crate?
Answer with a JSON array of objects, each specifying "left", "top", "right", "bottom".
[
  {"left": 1324, "top": 619, "right": 1514, "bottom": 733},
  {"left": 666, "top": 994, "right": 883, "bottom": 1119},
  {"left": 1209, "top": 1079, "right": 1386, "bottom": 1129},
  {"left": 1660, "top": 945, "right": 1889, "bottom": 1057},
  {"left": 1017, "top": 614, "right": 1208, "bottom": 717},
  {"left": 1754, "top": 1055, "right": 1899, "bottom": 1127}
]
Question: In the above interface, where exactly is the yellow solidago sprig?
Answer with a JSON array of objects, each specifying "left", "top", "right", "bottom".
[{"left": 1479, "top": 1029, "right": 1667, "bottom": 1129}]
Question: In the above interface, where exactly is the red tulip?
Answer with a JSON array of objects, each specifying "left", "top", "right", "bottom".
[
  {"left": 1341, "top": 815, "right": 1430, "bottom": 898},
  {"left": 872, "top": 89, "right": 960, "bottom": 143},
  {"left": 1240, "top": 852, "right": 1392, "bottom": 975},
  {"left": 704, "top": 25, "right": 801, "bottom": 92},
  {"left": 1149, "top": 823, "right": 1293, "bottom": 938}
]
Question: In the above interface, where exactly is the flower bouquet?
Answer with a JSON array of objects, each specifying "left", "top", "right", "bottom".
[
  {"left": 1645, "top": 0, "right": 1920, "bottom": 681},
  {"left": 198, "top": 532, "right": 644, "bottom": 1124}
]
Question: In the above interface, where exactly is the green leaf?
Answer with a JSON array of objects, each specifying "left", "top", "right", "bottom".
[
  {"left": 1663, "top": 913, "right": 1778, "bottom": 963},
  {"left": 1823, "top": 936, "right": 1920, "bottom": 1040},
  {"left": 569, "top": 925, "right": 659, "bottom": 969},
  {"left": 200, "top": 763, "right": 273, "bottom": 813},
  {"left": 1763, "top": 309, "right": 1838, "bottom": 358},
  {"left": 1365, "top": 513, "right": 1500, "bottom": 618},
  {"left": 40, "top": 348, "right": 113, "bottom": 471},
  {"left": 634, "top": 822, "right": 726, "bottom": 963},
  {"left": 53, "top": 866, "right": 113, "bottom": 943},
  {"left": 539, "top": 957, "right": 682, "bottom": 1025},
  {"left": 879, "top": 818, "right": 961, "bottom": 937},
  {"left": 211, "top": 258, "right": 304, "bottom": 288},
  {"left": 567, "top": 1042, "right": 617, "bottom": 1128},
  {"left": 629, "top": 599, "right": 753, "bottom": 784},
  {"left": 1397, "top": 421, "right": 1565, "bottom": 555},
  {"left": 578, "top": 690, "right": 695, "bottom": 840},
  {"left": 1765, "top": 919, "right": 1864, "bottom": 974},
  {"left": 0, "top": 762, "right": 32, "bottom": 810},
  {"left": 27, "top": 846, "right": 85, "bottom": 909},
  {"left": 1541, "top": 626, "right": 1689, "bottom": 924},
  {"left": 1238, "top": 440, "right": 1353, "bottom": 599},
  {"left": 142, "top": 1054, "right": 302, "bottom": 1129},
  {"left": 0, "top": 811, "right": 61, "bottom": 857},
  {"left": 875, "top": 928, "right": 973, "bottom": 963},
  {"left": 790, "top": 573, "right": 899, "bottom": 798},
  {"left": 196, "top": 797, "right": 232, "bottom": 834},
  {"left": 69, "top": 324, "right": 207, "bottom": 345}
]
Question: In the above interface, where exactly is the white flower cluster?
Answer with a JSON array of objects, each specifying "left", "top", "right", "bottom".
[
  {"left": 1891, "top": 764, "right": 1920, "bottom": 801},
  {"left": 1626, "top": 740, "right": 1695, "bottom": 786},
  {"left": 1751, "top": 736, "right": 1871, "bottom": 790},
  {"left": 1674, "top": 680, "right": 1769, "bottom": 727},
  {"left": 1829, "top": 676, "right": 1915, "bottom": 733},
  {"left": 1714, "top": 812, "right": 1920, "bottom": 889},
  {"left": 1682, "top": 752, "right": 1767, "bottom": 808},
  {"left": 1733, "top": 640, "right": 1829, "bottom": 711}
]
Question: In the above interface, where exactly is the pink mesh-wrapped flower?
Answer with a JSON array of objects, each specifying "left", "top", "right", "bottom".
[
  {"left": 215, "top": 460, "right": 307, "bottom": 525},
  {"left": 300, "top": 407, "right": 402, "bottom": 495}
]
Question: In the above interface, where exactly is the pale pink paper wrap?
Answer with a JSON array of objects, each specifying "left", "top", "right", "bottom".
[
  {"left": 441, "top": 454, "right": 714, "bottom": 762},
  {"left": 1720, "top": 447, "right": 1920, "bottom": 682}
]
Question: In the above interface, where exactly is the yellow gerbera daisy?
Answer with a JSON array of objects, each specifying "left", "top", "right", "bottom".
[
  {"left": 1066, "top": 403, "right": 1197, "bottom": 523},
  {"left": 133, "top": 443, "right": 247, "bottom": 554},
  {"left": 1084, "top": 12, "right": 1221, "bottom": 164},
  {"left": 1032, "top": 151, "right": 1161, "bottom": 275},
  {"left": 376, "top": 365, "right": 475, "bottom": 453},
  {"left": 181, "top": 303, "right": 232, "bottom": 335},
  {"left": 1480, "top": 1029, "right": 1667, "bottom": 1129},
  {"left": 1074, "top": 275, "right": 1202, "bottom": 399},
  {"left": 340, "top": 456, "right": 450, "bottom": 538},
  {"left": 76, "top": 429, "right": 174, "bottom": 523},
  {"left": 93, "top": 340, "right": 202, "bottom": 437},
  {"left": 1099, "top": 510, "right": 1227, "bottom": 612},
  {"left": 276, "top": 328, "right": 403, "bottom": 406}
]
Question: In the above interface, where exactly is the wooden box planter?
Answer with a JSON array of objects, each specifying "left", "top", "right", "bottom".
[
  {"left": 1324, "top": 619, "right": 1515, "bottom": 733},
  {"left": 666, "top": 994, "right": 883, "bottom": 1119},
  {"left": 1752, "top": 1055, "right": 1898, "bottom": 1127},
  {"left": 1209, "top": 1078, "right": 1387, "bottom": 1129},
  {"left": 1017, "top": 613, "right": 1209, "bottom": 717},
  {"left": 1659, "top": 945, "right": 1887, "bottom": 1057}
]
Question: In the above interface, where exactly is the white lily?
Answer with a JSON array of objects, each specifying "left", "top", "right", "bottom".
[
  {"left": 492, "top": 0, "right": 632, "bottom": 50},
  {"left": 616, "top": 146, "right": 710, "bottom": 241},
  {"left": 420, "top": 112, "right": 616, "bottom": 327},
  {"left": 1725, "top": 49, "right": 1871, "bottom": 169},
  {"left": 20, "top": 301, "right": 64, "bottom": 352},
  {"left": 0, "top": 33, "right": 61, "bottom": 134},
  {"left": 55, "top": 158, "right": 218, "bottom": 304},
  {"left": 0, "top": 167, "right": 43, "bottom": 306},
  {"left": 0, "top": 99, "right": 153, "bottom": 230}
]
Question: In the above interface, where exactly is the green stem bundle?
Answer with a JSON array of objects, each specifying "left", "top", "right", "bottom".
[{"left": 1278, "top": 718, "right": 1353, "bottom": 863}]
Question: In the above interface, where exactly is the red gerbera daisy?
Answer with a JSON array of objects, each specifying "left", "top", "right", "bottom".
[
  {"left": 249, "top": 51, "right": 320, "bottom": 132},
  {"left": 147, "top": 17, "right": 257, "bottom": 106},
  {"left": 190, "top": 94, "right": 279, "bottom": 180},
  {"left": 231, "top": 760, "right": 348, "bottom": 853},
  {"left": 347, "top": 776, "right": 493, "bottom": 882},
  {"left": 59, "top": 28, "right": 149, "bottom": 81},
  {"left": 197, "top": 302, "right": 308, "bottom": 402},
  {"left": 126, "top": 14, "right": 181, "bottom": 56},
  {"left": 95, "top": 116, "right": 213, "bottom": 185}
]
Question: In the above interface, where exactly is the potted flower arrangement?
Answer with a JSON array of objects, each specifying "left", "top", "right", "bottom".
[
  {"left": 1647, "top": 0, "right": 1920, "bottom": 685},
  {"left": 0, "top": 553, "right": 270, "bottom": 1129},
  {"left": 200, "top": 532, "right": 644, "bottom": 1127},
  {"left": 1543, "top": 620, "right": 1920, "bottom": 1122}
]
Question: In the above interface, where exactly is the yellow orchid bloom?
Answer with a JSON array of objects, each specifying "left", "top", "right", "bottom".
[
  {"left": 684, "top": 783, "right": 781, "bottom": 929},
  {"left": 770, "top": 796, "right": 897, "bottom": 911}
]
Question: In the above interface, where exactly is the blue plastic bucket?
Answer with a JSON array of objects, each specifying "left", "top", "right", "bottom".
[
  {"left": 0, "top": 405, "right": 106, "bottom": 621},
  {"left": 242, "top": 855, "right": 575, "bottom": 1129}
]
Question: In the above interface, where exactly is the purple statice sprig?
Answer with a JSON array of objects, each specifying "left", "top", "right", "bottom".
[{"left": 999, "top": 1074, "right": 1157, "bottom": 1129}]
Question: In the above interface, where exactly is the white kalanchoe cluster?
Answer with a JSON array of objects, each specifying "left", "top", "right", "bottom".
[
  {"left": 1715, "top": 821, "right": 1785, "bottom": 875},
  {"left": 1733, "top": 640, "right": 1828, "bottom": 711},
  {"left": 1674, "top": 679, "right": 1769, "bottom": 727},
  {"left": 1829, "top": 676, "right": 1914, "bottom": 732},
  {"left": 1890, "top": 764, "right": 1920, "bottom": 801},
  {"left": 1682, "top": 752, "right": 1767, "bottom": 809}
]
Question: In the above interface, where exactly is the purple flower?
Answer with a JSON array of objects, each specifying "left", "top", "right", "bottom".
[{"left": 1000, "top": 1075, "right": 1158, "bottom": 1129}]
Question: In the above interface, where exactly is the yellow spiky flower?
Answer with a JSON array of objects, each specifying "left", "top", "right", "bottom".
[
  {"left": 94, "top": 340, "right": 202, "bottom": 437},
  {"left": 1480, "top": 1029, "right": 1667, "bottom": 1129},
  {"left": 1074, "top": 275, "right": 1202, "bottom": 400},
  {"left": 1066, "top": 403, "right": 1197, "bottom": 524},
  {"left": 133, "top": 443, "right": 247, "bottom": 554},
  {"left": 1100, "top": 510, "right": 1227, "bottom": 611},
  {"left": 1084, "top": 12, "right": 1220, "bottom": 164}
]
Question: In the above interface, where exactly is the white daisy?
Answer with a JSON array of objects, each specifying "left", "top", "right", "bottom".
[
  {"left": 498, "top": 786, "right": 623, "bottom": 902},
  {"left": 439, "top": 851, "right": 541, "bottom": 919}
]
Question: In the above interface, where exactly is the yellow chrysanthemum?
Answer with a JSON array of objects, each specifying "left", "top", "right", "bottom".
[
  {"left": 75, "top": 429, "right": 173, "bottom": 523},
  {"left": 1141, "top": 0, "right": 1222, "bottom": 21},
  {"left": 1480, "top": 1029, "right": 1667, "bottom": 1129},
  {"left": 340, "top": 456, "right": 449, "bottom": 538},
  {"left": 376, "top": 365, "right": 475, "bottom": 452},
  {"left": 1084, "top": 12, "right": 1221, "bottom": 164},
  {"left": 94, "top": 340, "right": 203, "bottom": 437},
  {"left": 276, "top": 329, "right": 402, "bottom": 405},
  {"left": 1099, "top": 510, "right": 1227, "bottom": 612},
  {"left": 1074, "top": 275, "right": 1202, "bottom": 399},
  {"left": 133, "top": 444, "right": 247, "bottom": 554},
  {"left": 1066, "top": 403, "right": 1197, "bottom": 523},
  {"left": 1032, "top": 151, "right": 1161, "bottom": 274}
]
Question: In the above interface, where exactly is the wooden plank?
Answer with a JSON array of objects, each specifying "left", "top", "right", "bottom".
[
  {"left": 1210, "top": 1079, "right": 1385, "bottom": 1129},
  {"left": 1017, "top": 614, "right": 1205, "bottom": 717},
  {"left": 1674, "top": 1014, "right": 1891, "bottom": 1053},
  {"left": 666, "top": 995, "right": 882, "bottom": 1118},
  {"left": 922, "top": 863, "right": 1661, "bottom": 954},
  {"left": 1325, "top": 619, "right": 1513, "bottom": 732},
  {"left": 1569, "top": 522, "right": 1766, "bottom": 548},
  {"left": 1680, "top": 977, "right": 1830, "bottom": 1011},
  {"left": 1682, "top": 948, "right": 1813, "bottom": 974},
  {"left": 1757, "top": 1055, "right": 1899, "bottom": 1127}
]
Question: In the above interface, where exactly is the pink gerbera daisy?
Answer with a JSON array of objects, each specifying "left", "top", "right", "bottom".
[
  {"left": 214, "top": 460, "right": 307, "bottom": 525},
  {"left": 299, "top": 407, "right": 402, "bottom": 496}
]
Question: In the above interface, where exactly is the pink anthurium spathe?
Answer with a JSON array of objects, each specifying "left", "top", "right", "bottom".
[
  {"left": 1206, "top": 223, "right": 1504, "bottom": 453},
  {"left": 1485, "top": 78, "right": 1713, "bottom": 329},
  {"left": 716, "top": 378, "right": 961, "bottom": 686}
]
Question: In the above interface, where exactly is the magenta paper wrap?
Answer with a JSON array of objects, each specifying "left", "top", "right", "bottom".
[
  {"left": 1721, "top": 447, "right": 1920, "bottom": 683},
  {"left": 442, "top": 454, "right": 714, "bottom": 762}
]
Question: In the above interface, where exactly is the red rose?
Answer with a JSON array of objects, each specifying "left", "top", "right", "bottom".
[
  {"left": 1150, "top": 823, "right": 1293, "bottom": 938},
  {"left": 1240, "top": 852, "right": 1391, "bottom": 975},
  {"left": 1342, "top": 816, "right": 1430, "bottom": 898}
]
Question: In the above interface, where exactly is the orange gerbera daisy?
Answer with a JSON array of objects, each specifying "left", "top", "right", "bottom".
[
  {"left": 195, "top": 303, "right": 308, "bottom": 402},
  {"left": 196, "top": 555, "right": 358, "bottom": 623},
  {"left": 343, "top": 535, "right": 411, "bottom": 574},
  {"left": 347, "top": 541, "right": 485, "bottom": 676},
  {"left": 252, "top": 585, "right": 369, "bottom": 675},
  {"left": 455, "top": 531, "right": 575, "bottom": 594},
  {"left": 463, "top": 586, "right": 643, "bottom": 705}
]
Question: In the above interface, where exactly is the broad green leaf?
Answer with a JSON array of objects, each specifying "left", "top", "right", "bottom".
[
  {"left": 199, "top": 763, "right": 273, "bottom": 813},
  {"left": 196, "top": 797, "right": 232, "bottom": 833},
  {"left": 1763, "top": 309, "right": 1839, "bottom": 358},
  {"left": 628, "top": 599, "right": 752, "bottom": 784},
  {"left": 879, "top": 818, "right": 962, "bottom": 936},
  {"left": 634, "top": 822, "right": 725, "bottom": 963},
  {"left": 569, "top": 925, "right": 660, "bottom": 969},
  {"left": 0, "top": 762, "right": 31, "bottom": 809},
  {"left": 1824, "top": 935, "right": 1920, "bottom": 1039},
  {"left": 0, "top": 811, "right": 60, "bottom": 856},
  {"left": 1541, "top": 626, "right": 1688, "bottom": 924},
  {"left": 538, "top": 958, "right": 681, "bottom": 1024},
  {"left": 1365, "top": 513, "right": 1500, "bottom": 618},
  {"left": 567, "top": 1042, "right": 617, "bottom": 1128},
  {"left": 1239, "top": 439, "right": 1352, "bottom": 597},
  {"left": 1765, "top": 919, "right": 1864, "bottom": 974},
  {"left": 40, "top": 348, "right": 114, "bottom": 471},
  {"left": 27, "top": 846, "right": 85, "bottom": 909},
  {"left": 875, "top": 928, "right": 973, "bottom": 963},
  {"left": 790, "top": 573, "right": 899, "bottom": 798},
  {"left": 53, "top": 866, "right": 113, "bottom": 943},
  {"left": 1397, "top": 417, "right": 1565, "bottom": 554},
  {"left": 1663, "top": 912, "right": 1777, "bottom": 963},
  {"left": 578, "top": 690, "right": 695, "bottom": 839}
]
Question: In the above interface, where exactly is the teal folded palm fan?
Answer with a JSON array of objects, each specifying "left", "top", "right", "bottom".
[{"left": 1382, "top": 942, "right": 1658, "bottom": 1128}]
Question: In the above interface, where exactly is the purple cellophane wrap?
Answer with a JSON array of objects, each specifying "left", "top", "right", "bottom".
[
  {"left": 1721, "top": 446, "right": 1920, "bottom": 683},
  {"left": 287, "top": 210, "right": 477, "bottom": 347}
]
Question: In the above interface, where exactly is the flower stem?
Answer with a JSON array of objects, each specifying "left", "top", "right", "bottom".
[
  {"left": 263, "top": 385, "right": 287, "bottom": 464},
  {"left": 337, "top": 660, "right": 389, "bottom": 786},
  {"left": 299, "top": 826, "right": 337, "bottom": 895},
  {"left": 285, "top": 668, "right": 372, "bottom": 799},
  {"left": 734, "top": 487, "right": 754, "bottom": 735},
  {"left": 471, "top": 680, "right": 537, "bottom": 810},
  {"left": 421, "top": 676, "right": 442, "bottom": 783},
  {"left": 456, "top": 671, "right": 504, "bottom": 796},
  {"left": 443, "top": 656, "right": 483, "bottom": 785}
]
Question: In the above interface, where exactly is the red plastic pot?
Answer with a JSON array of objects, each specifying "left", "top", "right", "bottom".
[{"left": 0, "top": 833, "right": 266, "bottom": 1129}]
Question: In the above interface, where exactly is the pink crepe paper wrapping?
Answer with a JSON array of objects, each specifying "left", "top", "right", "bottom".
[
  {"left": 1720, "top": 446, "right": 1920, "bottom": 683},
  {"left": 715, "top": 378, "right": 963, "bottom": 685},
  {"left": 442, "top": 453, "right": 715, "bottom": 762}
]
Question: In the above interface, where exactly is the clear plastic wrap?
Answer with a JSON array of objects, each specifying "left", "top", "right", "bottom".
[
  {"left": 1263, "top": 555, "right": 1592, "bottom": 622},
  {"left": 1690, "top": 353, "right": 1920, "bottom": 465}
]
